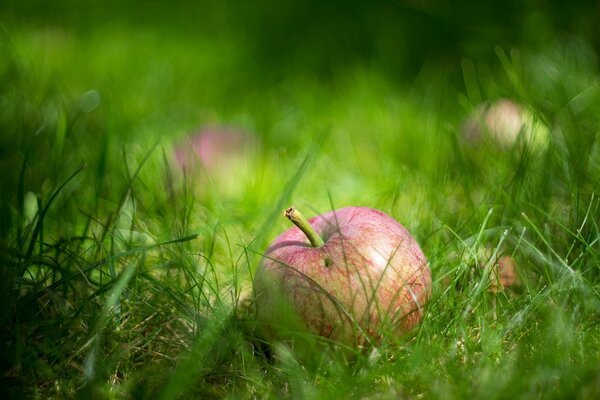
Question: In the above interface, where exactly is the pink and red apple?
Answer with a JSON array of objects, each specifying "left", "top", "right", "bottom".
[
  {"left": 253, "top": 206, "right": 432, "bottom": 346},
  {"left": 172, "top": 125, "right": 257, "bottom": 197}
]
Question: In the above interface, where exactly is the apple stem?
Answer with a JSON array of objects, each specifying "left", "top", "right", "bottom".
[{"left": 284, "top": 206, "right": 324, "bottom": 247}]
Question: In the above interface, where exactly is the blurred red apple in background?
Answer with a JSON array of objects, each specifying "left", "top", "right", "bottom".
[
  {"left": 172, "top": 125, "right": 258, "bottom": 197},
  {"left": 254, "top": 206, "right": 432, "bottom": 346}
]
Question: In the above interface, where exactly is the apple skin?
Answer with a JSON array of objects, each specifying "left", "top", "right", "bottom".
[{"left": 254, "top": 206, "right": 432, "bottom": 346}]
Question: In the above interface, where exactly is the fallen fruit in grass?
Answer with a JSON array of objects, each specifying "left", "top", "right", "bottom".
[
  {"left": 172, "top": 125, "right": 257, "bottom": 196},
  {"left": 488, "top": 255, "right": 519, "bottom": 293},
  {"left": 443, "top": 249, "right": 521, "bottom": 294},
  {"left": 461, "top": 99, "right": 549, "bottom": 151},
  {"left": 253, "top": 206, "right": 432, "bottom": 346}
]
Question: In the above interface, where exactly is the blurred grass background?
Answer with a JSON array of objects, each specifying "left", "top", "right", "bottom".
[{"left": 1, "top": 0, "right": 600, "bottom": 398}]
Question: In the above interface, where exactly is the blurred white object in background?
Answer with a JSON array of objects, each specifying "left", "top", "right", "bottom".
[{"left": 461, "top": 99, "right": 549, "bottom": 151}]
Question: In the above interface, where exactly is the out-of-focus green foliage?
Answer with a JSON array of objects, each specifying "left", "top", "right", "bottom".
[{"left": 3, "top": 0, "right": 599, "bottom": 81}]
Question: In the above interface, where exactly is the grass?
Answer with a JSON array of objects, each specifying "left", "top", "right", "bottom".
[{"left": 1, "top": 5, "right": 600, "bottom": 399}]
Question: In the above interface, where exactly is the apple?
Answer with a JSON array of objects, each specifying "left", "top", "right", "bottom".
[
  {"left": 443, "top": 249, "right": 520, "bottom": 293},
  {"left": 253, "top": 206, "right": 432, "bottom": 347},
  {"left": 461, "top": 99, "right": 549, "bottom": 151},
  {"left": 488, "top": 255, "right": 519, "bottom": 293},
  {"left": 172, "top": 125, "right": 257, "bottom": 197}
]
